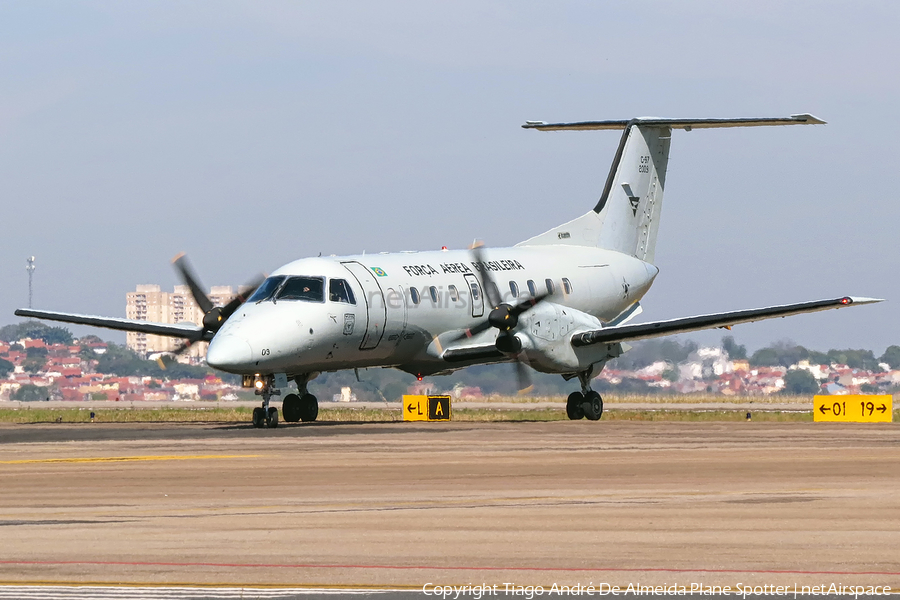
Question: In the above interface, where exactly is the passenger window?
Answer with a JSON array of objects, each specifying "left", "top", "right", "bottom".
[
  {"left": 509, "top": 281, "right": 519, "bottom": 299},
  {"left": 329, "top": 279, "right": 356, "bottom": 304},
  {"left": 562, "top": 278, "right": 573, "bottom": 295},
  {"left": 470, "top": 282, "right": 481, "bottom": 302},
  {"left": 429, "top": 286, "right": 439, "bottom": 304},
  {"left": 545, "top": 279, "right": 555, "bottom": 295},
  {"left": 448, "top": 285, "right": 459, "bottom": 302},
  {"left": 526, "top": 280, "right": 537, "bottom": 297},
  {"left": 410, "top": 287, "right": 420, "bottom": 305},
  {"left": 248, "top": 275, "right": 286, "bottom": 303},
  {"left": 276, "top": 276, "right": 325, "bottom": 302}
]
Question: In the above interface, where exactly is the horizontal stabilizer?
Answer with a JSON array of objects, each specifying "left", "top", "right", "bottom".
[
  {"left": 523, "top": 114, "right": 825, "bottom": 131},
  {"left": 571, "top": 296, "right": 882, "bottom": 347},
  {"left": 14, "top": 309, "right": 207, "bottom": 341}
]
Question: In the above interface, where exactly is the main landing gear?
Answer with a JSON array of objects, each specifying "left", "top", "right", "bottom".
[
  {"left": 281, "top": 375, "right": 319, "bottom": 423},
  {"left": 249, "top": 374, "right": 319, "bottom": 427},
  {"left": 282, "top": 393, "right": 318, "bottom": 422},
  {"left": 566, "top": 371, "right": 604, "bottom": 421}
]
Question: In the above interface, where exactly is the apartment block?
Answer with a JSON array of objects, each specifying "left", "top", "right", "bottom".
[{"left": 125, "top": 284, "right": 235, "bottom": 359}]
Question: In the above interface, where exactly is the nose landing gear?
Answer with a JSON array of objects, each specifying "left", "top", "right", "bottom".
[
  {"left": 566, "top": 371, "right": 604, "bottom": 421},
  {"left": 252, "top": 376, "right": 281, "bottom": 428}
]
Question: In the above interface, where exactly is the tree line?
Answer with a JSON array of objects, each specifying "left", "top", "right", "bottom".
[{"left": 2, "top": 321, "right": 899, "bottom": 400}]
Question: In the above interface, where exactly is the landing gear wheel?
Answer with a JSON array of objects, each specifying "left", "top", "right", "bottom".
[
  {"left": 282, "top": 393, "right": 301, "bottom": 422},
  {"left": 566, "top": 392, "right": 585, "bottom": 420},
  {"left": 252, "top": 407, "right": 265, "bottom": 428},
  {"left": 582, "top": 391, "right": 603, "bottom": 421},
  {"left": 299, "top": 394, "right": 319, "bottom": 422},
  {"left": 266, "top": 406, "right": 279, "bottom": 428}
]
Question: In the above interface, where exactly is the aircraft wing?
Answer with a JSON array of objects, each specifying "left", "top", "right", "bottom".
[
  {"left": 571, "top": 296, "right": 883, "bottom": 347},
  {"left": 14, "top": 308, "right": 207, "bottom": 341}
]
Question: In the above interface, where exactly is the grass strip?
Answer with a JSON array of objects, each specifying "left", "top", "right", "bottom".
[{"left": 3, "top": 406, "right": 894, "bottom": 424}]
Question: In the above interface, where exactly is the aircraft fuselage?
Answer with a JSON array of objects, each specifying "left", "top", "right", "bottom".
[{"left": 205, "top": 245, "right": 658, "bottom": 378}]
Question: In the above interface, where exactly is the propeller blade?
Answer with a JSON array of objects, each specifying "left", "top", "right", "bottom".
[
  {"left": 447, "top": 319, "right": 495, "bottom": 344},
  {"left": 218, "top": 274, "right": 266, "bottom": 322},
  {"left": 471, "top": 243, "right": 503, "bottom": 308},
  {"left": 156, "top": 339, "right": 196, "bottom": 370},
  {"left": 172, "top": 253, "right": 214, "bottom": 314},
  {"left": 514, "top": 352, "right": 534, "bottom": 394},
  {"left": 510, "top": 291, "right": 551, "bottom": 317}
]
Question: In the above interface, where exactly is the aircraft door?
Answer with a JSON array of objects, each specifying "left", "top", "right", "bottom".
[
  {"left": 463, "top": 273, "right": 484, "bottom": 318},
  {"left": 341, "top": 261, "right": 386, "bottom": 350}
]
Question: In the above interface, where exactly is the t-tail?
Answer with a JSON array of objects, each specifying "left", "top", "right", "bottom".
[{"left": 516, "top": 114, "right": 825, "bottom": 264}]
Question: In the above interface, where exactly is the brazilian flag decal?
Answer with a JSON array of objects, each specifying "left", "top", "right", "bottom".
[{"left": 371, "top": 267, "right": 387, "bottom": 277}]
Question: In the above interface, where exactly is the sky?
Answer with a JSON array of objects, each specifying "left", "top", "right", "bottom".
[{"left": 1, "top": 1, "right": 898, "bottom": 355}]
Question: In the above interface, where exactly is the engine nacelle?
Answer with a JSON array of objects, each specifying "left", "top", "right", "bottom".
[{"left": 518, "top": 302, "right": 626, "bottom": 373}]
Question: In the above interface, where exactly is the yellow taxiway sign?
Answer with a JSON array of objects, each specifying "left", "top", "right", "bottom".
[
  {"left": 402, "top": 395, "right": 451, "bottom": 421},
  {"left": 813, "top": 395, "right": 892, "bottom": 422}
]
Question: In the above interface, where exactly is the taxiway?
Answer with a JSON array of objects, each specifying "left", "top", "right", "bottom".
[{"left": 0, "top": 421, "right": 897, "bottom": 590}]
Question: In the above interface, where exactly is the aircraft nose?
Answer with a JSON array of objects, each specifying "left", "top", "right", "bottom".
[{"left": 206, "top": 334, "right": 254, "bottom": 372}]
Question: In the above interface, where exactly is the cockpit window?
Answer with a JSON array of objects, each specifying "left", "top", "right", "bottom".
[
  {"left": 275, "top": 276, "right": 325, "bottom": 302},
  {"left": 329, "top": 279, "right": 356, "bottom": 304},
  {"left": 248, "top": 276, "right": 286, "bottom": 303}
]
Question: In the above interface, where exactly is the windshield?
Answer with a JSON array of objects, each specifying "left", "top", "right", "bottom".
[
  {"left": 247, "top": 276, "right": 286, "bottom": 303},
  {"left": 275, "top": 276, "right": 325, "bottom": 302},
  {"left": 329, "top": 278, "right": 356, "bottom": 304}
]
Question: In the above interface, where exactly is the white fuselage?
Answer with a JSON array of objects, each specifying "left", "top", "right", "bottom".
[{"left": 205, "top": 244, "right": 658, "bottom": 379}]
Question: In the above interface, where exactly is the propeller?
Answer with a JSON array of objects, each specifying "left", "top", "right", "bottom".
[
  {"left": 449, "top": 242, "right": 551, "bottom": 393},
  {"left": 158, "top": 254, "right": 264, "bottom": 368}
]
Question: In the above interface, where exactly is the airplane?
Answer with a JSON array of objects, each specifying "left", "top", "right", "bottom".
[{"left": 16, "top": 114, "right": 883, "bottom": 428}]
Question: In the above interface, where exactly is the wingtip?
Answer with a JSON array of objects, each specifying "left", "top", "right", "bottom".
[
  {"left": 846, "top": 296, "right": 885, "bottom": 305},
  {"left": 790, "top": 113, "right": 827, "bottom": 125}
]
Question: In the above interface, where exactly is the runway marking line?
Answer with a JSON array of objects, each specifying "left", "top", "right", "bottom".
[
  {"left": 0, "top": 455, "right": 260, "bottom": 465},
  {"left": 0, "top": 559, "right": 898, "bottom": 577}
]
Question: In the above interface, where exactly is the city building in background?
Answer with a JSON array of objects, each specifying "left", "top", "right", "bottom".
[{"left": 125, "top": 284, "right": 235, "bottom": 360}]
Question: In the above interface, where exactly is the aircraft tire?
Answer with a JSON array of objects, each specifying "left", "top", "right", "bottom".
[
  {"left": 299, "top": 394, "right": 319, "bottom": 422},
  {"left": 282, "top": 393, "right": 301, "bottom": 422},
  {"left": 566, "top": 392, "right": 585, "bottom": 420},
  {"left": 266, "top": 406, "right": 279, "bottom": 428},
  {"left": 582, "top": 391, "right": 603, "bottom": 421},
  {"left": 252, "top": 407, "right": 265, "bottom": 428}
]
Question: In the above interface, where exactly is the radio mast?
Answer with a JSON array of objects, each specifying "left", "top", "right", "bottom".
[{"left": 26, "top": 256, "right": 35, "bottom": 309}]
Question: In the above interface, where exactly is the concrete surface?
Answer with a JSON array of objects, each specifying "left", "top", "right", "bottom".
[{"left": 0, "top": 421, "right": 898, "bottom": 590}]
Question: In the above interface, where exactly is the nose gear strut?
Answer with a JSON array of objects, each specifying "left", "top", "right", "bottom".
[{"left": 252, "top": 375, "right": 280, "bottom": 428}]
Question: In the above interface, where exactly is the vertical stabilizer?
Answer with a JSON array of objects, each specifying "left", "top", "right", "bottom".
[
  {"left": 592, "top": 121, "right": 670, "bottom": 263},
  {"left": 516, "top": 114, "right": 825, "bottom": 264}
]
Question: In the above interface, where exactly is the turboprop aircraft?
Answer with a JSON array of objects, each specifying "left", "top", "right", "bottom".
[{"left": 17, "top": 114, "right": 882, "bottom": 427}]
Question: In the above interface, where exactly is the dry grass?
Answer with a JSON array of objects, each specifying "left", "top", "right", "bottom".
[
  {"left": 0, "top": 403, "right": 894, "bottom": 424},
  {"left": 458, "top": 393, "right": 818, "bottom": 404},
  {"left": 0, "top": 407, "right": 254, "bottom": 424}
]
